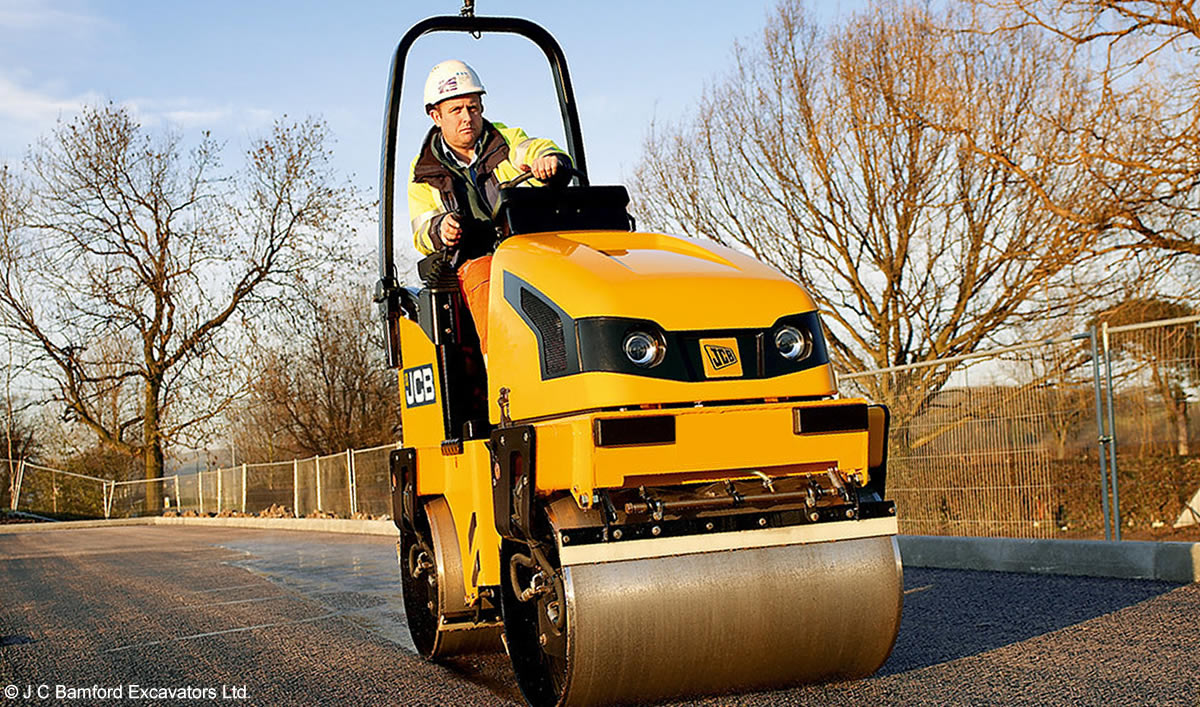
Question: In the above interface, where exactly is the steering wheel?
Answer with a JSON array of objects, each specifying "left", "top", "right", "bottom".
[{"left": 499, "top": 165, "right": 588, "bottom": 190}]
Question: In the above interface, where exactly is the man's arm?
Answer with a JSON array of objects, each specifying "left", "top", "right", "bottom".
[
  {"left": 407, "top": 159, "right": 450, "bottom": 255},
  {"left": 500, "top": 125, "right": 572, "bottom": 182}
]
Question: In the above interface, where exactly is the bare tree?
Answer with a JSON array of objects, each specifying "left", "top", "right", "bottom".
[
  {"left": 0, "top": 333, "right": 42, "bottom": 508},
  {"left": 234, "top": 277, "right": 397, "bottom": 461},
  {"left": 631, "top": 1, "right": 1117, "bottom": 423},
  {"left": 0, "top": 104, "right": 359, "bottom": 510},
  {"left": 961, "top": 0, "right": 1200, "bottom": 258},
  {"left": 2, "top": 396, "right": 40, "bottom": 463}
]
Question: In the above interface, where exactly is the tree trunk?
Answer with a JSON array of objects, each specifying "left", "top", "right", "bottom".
[
  {"left": 143, "top": 378, "right": 164, "bottom": 514},
  {"left": 1172, "top": 396, "right": 1190, "bottom": 457}
]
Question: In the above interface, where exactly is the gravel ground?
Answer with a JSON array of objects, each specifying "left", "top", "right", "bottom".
[{"left": 1, "top": 526, "right": 1197, "bottom": 706}]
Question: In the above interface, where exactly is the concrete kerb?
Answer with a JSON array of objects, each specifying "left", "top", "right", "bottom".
[
  {"left": 1, "top": 519, "right": 1196, "bottom": 582},
  {"left": 0, "top": 516, "right": 400, "bottom": 537},
  {"left": 154, "top": 516, "right": 399, "bottom": 536},
  {"left": 0, "top": 517, "right": 160, "bottom": 533},
  {"left": 899, "top": 535, "right": 1200, "bottom": 584}
]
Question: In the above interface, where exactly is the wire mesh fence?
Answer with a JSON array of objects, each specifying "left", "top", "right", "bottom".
[
  {"left": 835, "top": 316, "right": 1200, "bottom": 540},
  {"left": 243, "top": 461, "right": 296, "bottom": 514},
  {"left": 1103, "top": 317, "right": 1200, "bottom": 534},
  {"left": 294, "top": 457, "right": 318, "bottom": 518},
  {"left": 8, "top": 462, "right": 108, "bottom": 518},
  {"left": 108, "top": 477, "right": 172, "bottom": 518},
  {"left": 317, "top": 452, "right": 352, "bottom": 517},
  {"left": 3, "top": 443, "right": 400, "bottom": 521},
  {"left": 352, "top": 445, "right": 394, "bottom": 518},
  {"left": 4, "top": 316, "right": 1198, "bottom": 540},
  {"left": 841, "top": 334, "right": 1106, "bottom": 539}
]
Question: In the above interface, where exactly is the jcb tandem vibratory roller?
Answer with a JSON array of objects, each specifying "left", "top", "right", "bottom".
[{"left": 374, "top": 8, "right": 903, "bottom": 706}]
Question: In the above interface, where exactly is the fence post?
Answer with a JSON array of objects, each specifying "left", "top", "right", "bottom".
[
  {"left": 103, "top": 481, "right": 112, "bottom": 519},
  {"left": 315, "top": 456, "right": 322, "bottom": 512},
  {"left": 216, "top": 468, "right": 223, "bottom": 515},
  {"left": 347, "top": 448, "right": 356, "bottom": 516},
  {"left": 241, "top": 463, "right": 247, "bottom": 513},
  {"left": 1089, "top": 327, "right": 1113, "bottom": 540},
  {"left": 293, "top": 459, "right": 299, "bottom": 518},
  {"left": 173, "top": 475, "right": 181, "bottom": 513},
  {"left": 199, "top": 472, "right": 205, "bottom": 516},
  {"left": 1101, "top": 322, "right": 1122, "bottom": 541}
]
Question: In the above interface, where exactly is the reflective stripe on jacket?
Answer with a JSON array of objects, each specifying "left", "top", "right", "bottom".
[{"left": 407, "top": 120, "right": 568, "bottom": 256}]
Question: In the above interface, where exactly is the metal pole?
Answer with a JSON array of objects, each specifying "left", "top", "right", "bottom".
[
  {"left": 1101, "top": 323, "right": 1122, "bottom": 541},
  {"left": 293, "top": 459, "right": 300, "bottom": 518},
  {"left": 216, "top": 467, "right": 223, "bottom": 515},
  {"left": 103, "top": 481, "right": 111, "bottom": 519},
  {"left": 315, "top": 456, "right": 322, "bottom": 512},
  {"left": 198, "top": 471, "right": 205, "bottom": 516},
  {"left": 1088, "top": 328, "right": 1113, "bottom": 540},
  {"left": 1106, "top": 313, "right": 1200, "bottom": 334},
  {"left": 173, "top": 475, "right": 180, "bottom": 513},
  {"left": 347, "top": 449, "right": 355, "bottom": 516},
  {"left": 241, "top": 463, "right": 247, "bottom": 513}
]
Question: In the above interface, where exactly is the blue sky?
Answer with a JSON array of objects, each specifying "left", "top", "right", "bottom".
[{"left": 0, "top": 0, "right": 859, "bottom": 252}]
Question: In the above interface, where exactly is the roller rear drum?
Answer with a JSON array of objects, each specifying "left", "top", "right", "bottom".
[{"left": 399, "top": 497, "right": 502, "bottom": 658}]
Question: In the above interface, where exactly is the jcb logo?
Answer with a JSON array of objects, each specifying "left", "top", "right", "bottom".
[
  {"left": 704, "top": 344, "right": 738, "bottom": 370},
  {"left": 699, "top": 338, "right": 743, "bottom": 378},
  {"left": 403, "top": 365, "right": 436, "bottom": 408}
]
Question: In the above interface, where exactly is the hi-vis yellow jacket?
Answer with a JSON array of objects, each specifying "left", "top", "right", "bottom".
[{"left": 408, "top": 120, "right": 569, "bottom": 257}]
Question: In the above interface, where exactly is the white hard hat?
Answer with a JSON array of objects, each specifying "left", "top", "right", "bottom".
[{"left": 423, "top": 60, "right": 487, "bottom": 108}]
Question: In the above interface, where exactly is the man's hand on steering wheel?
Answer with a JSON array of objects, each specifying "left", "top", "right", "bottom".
[
  {"left": 522, "top": 154, "right": 562, "bottom": 181},
  {"left": 499, "top": 158, "right": 585, "bottom": 191},
  {"left": 439, "top": 213, "right": 463, "bottom": 247}
]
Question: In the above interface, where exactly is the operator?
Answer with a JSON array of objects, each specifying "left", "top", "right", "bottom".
[{"left": 408, "top": 59, "right": 571, "bottom": 357}]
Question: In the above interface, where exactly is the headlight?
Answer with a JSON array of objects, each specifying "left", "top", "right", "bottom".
[
  {"left": 774, "top": 325, "right": 812, "bottom": 361},
  {"left": 623, "top": 331, "right": 665, "bottom": 367}
]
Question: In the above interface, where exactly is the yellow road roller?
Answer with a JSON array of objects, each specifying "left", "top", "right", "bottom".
[{"left": 374, "top": 11, "right": 902, "bottom": 706}]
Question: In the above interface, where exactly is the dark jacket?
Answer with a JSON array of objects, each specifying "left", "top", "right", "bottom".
[{"left": 407, "top": 120, "right": 568, "bottom": 259}]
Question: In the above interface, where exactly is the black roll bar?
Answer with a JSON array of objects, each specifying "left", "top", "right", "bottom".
[{"left": 374, "top": 15, "right": 589, "bottom": 368}]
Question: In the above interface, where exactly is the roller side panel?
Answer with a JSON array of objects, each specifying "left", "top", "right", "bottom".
[
  {"left": 409, "top": 441, "right": 503, "bottom": 603},
  {"left": 397, "top": 317, "right": 444, "bottom": 446}
]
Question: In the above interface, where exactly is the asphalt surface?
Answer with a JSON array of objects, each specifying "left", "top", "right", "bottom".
[{"left": 0, "top": 527, "right": 1197, "bottom": 706}]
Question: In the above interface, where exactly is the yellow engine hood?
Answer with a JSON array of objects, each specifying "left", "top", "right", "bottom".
[
  {"left": 492, "top": 231, "right": 816, "bottom": 329},
  {"left": 485, "top": 229, "right": 836, "bottom": 423}
]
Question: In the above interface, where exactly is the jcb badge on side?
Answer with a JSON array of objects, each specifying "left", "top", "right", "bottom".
[
  {"left": 403, "top": 364, "right": 436, "bottom": 407},
  {"left": 699, "top": 337, "right": 743, "bottom": 378}
]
